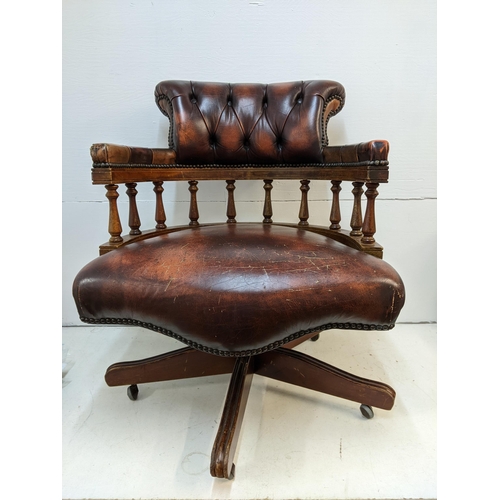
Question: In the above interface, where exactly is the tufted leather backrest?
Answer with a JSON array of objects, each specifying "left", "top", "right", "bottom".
[{"left": 154, "top": 80, "right": 345, "bottom": 165}]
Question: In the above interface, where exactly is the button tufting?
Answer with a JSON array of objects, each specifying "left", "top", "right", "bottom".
[{"left": 154, "top": 80, "right": 346, "bottom": 164}]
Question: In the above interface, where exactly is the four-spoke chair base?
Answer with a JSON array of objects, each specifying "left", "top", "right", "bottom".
[{"left": 104, "top": 332, "right": 395, "bottom": 479}]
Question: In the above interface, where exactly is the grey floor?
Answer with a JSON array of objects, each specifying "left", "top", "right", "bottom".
[{"left": 62, "top": 323, "right": 436, "bottom": 500}]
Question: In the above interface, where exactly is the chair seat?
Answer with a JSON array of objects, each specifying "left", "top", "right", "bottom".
[{"left": 73, "top": 224, "right": 405, "bottom": 356}]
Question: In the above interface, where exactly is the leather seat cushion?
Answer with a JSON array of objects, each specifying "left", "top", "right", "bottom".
[{"left": 73, "top": 224, "right": 405, "bottom": 356}]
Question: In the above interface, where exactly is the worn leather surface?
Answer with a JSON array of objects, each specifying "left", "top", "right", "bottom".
[
  {"left": 89, "top": 81, "right": 390, "bottom": 168},
  {"left": 322, "top": 140, "right": 389, "bottom": 164},
  {"left": 90, "top": 141, "right": 388, "bottom": 167},
  {"left": 73, "top": 224, "right": 405, "bottom": 354},
  {"left": 90, "top": 143, "right": 177, "bottom": 165},
  {"left": 154, "top": 80, "right": 345, "bottom": 165},
  {"left": 89, "top": 141, "right": 388, "bottom": 166}
]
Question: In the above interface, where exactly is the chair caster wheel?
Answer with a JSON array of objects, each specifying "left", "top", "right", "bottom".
[
  {"left": 360, "top": 404, "right": 374, "bottom": 419},
  {"left": 310, "top": 334, "right": 320, "bottom": 342},
  {"left": 127, "top": 384, "right": 139, "bottom": 401}
]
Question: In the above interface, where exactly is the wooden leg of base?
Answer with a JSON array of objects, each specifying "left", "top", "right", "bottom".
[
  {"left": 210, "top": 356, "right": 254, "bottom": 479},
  {"left": 254, "top": 348, "right": 395, "bottom": 410},
  {"left": 104, "top": 347, "right": 236, "bottom": 387}
]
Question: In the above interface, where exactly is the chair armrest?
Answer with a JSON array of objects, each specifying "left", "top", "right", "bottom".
[
  {"left": 90, "top": 143, "right": 177, "bottom": 165},
  {"left": 90, "top": 140, "right": 390, "bottom": 185},
  {"left": 322, "top": 140, "right": 389, "bottom": 164}
]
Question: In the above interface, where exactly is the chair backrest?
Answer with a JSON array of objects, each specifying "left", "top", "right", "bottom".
[
  {"left": 154, "top": 80, "right": 345, "bottom": 165},
  {"left": 91, "top": 80, "right": 388, "bottom": 259}
]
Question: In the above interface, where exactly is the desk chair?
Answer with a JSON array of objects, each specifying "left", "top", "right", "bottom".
[{"left": 73, "top": 80, "right": 405, "bottom": 479}]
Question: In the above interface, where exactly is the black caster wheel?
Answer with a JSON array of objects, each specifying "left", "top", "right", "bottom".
[
  {"left": 310, "top": 333, "right": 320, "bottom": 342},
  {"left": 127, "top": 384, "right": 139, "bottom": 401},
  {"left": 360, "top": 404, "right": 374, "bottom": 419}
]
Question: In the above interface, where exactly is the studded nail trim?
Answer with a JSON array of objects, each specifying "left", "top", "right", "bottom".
[
  {"left": 80, "top": 316, "right": 395, "bottom": 357},
  {"left": 92, "top": 159, "right": 388, "bottom": 168}
]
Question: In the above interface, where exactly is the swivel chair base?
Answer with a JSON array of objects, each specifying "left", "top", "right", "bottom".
[{"left": 104, "top": 332, "right": 395, "bottom": 479}]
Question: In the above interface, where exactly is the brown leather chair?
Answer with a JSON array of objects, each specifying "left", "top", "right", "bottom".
[{"left": 73, "top": 80, "right": 405, "bottom": 479}]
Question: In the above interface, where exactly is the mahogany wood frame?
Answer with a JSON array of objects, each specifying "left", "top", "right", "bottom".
[
  {"left": 105, "top": 332, "right": 395, "bottom": 479},
  {"left": 91, "top": 160, "right": 394, "bottom": 479}
]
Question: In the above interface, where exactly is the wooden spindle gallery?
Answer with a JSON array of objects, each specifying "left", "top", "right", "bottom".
[{"left": 97, "top": 175, "right": 383, "bottom": 258}]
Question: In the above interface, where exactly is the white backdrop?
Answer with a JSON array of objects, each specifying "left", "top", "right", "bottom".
[{"left": 62, "top": 0, "right": 436, "bottom": 325}]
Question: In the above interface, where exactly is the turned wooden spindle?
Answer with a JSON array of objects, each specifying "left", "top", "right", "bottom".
[
  {"left": 350, "top": 181, "right": 364, "bottom": 236},
  {"left": 125, "top": 183, "right": 142, "bottom": 235},
  {"left": 298, "top": 179, "right": 310, "bottom": 226},
  {"left": 105, "top": 184, "right": 123, "bottom": 243},
  {"left": 188, "top": 180, "right": 200, "bottom": 226},
  {"left": 263, "top": 179, "right": 273, "bottom": 223},
  {"left": 329, "top": 180, "right": 342, "bottom": 230},
  {"left": 361, "top": 182, "right": 379, "bottom": 244},
  {"left": 153, "top": 181, "right": 167, "bottom": 230},
  {"left": 226, "top": 180, "right": 237, "bottom": 223}
]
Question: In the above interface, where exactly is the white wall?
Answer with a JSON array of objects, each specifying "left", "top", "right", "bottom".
[{"left": 63, "top": 0, "right": 436, "bottom": 325}]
